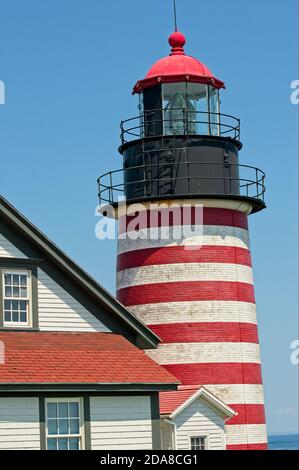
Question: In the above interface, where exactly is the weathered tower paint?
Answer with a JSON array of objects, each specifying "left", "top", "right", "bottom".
[{"left": 98, "top": 32, "right": 267, "bottom": 450}]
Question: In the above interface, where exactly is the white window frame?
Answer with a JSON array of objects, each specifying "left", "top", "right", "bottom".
[
  {"left": 45, "top": 397, "right": 85, "bottom": 451},
  {"left": 189, "top": 434, "right": 208, "bottom": 450},
  {"left": 2, "top": 269, "right": 32, "bottom": 328}
]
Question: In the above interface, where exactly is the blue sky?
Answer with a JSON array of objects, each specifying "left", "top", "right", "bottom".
[{"left": 0, "top": 0, "right": 298, "bottom": 433}]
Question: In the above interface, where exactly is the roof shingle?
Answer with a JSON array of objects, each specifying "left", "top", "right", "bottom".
[
  {"left": 159, "top": 385, "right": 200, "bottom": 415},
  {"left": 0, "top": 331, "right": 178, "bottom": 385}
]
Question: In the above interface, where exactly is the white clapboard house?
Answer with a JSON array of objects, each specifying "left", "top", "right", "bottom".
[
  {"left": 0, "top": 196, "right": 236, "bottom": 450},
  {"left": 160, "top": 385, "right": 236, "bottom": 450}
]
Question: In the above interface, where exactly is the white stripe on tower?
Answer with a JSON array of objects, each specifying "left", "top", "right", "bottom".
[
  {"left": 204, "top": 384, "right": 265, "bottom": 404},
  {"left": 117, "top": 263, "right": 253, "bottom": 289},
  {"left": 116, "top": 205, "right": 267, "bottom": 450},
  {"left": 225, "top": 424, "right": 267, "bottom": 446},
  {"left": 118, "top": 225, "right": 250, "bottom": 254},
  {"left": 146, "top": 342, "right": 261, "bottom": 364},
  {"left": 128, "top": 301, "right": 258, "bottom": 324}
]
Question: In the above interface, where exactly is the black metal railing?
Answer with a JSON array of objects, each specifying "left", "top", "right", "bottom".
[
  {"left": 97, "top": 161, "right": 265, "bottom": 206},
  {"left": 120, "top": 109, "right": 240, "bottom": 144}
]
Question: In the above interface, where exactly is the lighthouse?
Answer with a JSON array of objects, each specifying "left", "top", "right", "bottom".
[{"left": 98, "top": 31, "right": 267, "bottom": 450}]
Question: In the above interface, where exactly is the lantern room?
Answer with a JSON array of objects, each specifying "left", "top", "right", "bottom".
[{"left": 133, "top": 32, "right": 224, "bottom": 138}]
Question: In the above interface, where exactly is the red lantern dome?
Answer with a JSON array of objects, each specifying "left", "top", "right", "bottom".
[{"left": 133, "top": 32, "right": 225, "bottom": 94}]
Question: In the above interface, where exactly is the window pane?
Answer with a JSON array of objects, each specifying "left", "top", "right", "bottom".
[
  {"left": 5, "top": 287, "right": 12, "bottom": 297},
  {"left": 162, "top": 83, "right": 187, "bottom": 135},
  {"left": 12, "top": 311, "right": 19, "bottom": 322},
  {"left": 70, "top": 419, "right": 79, "bottom": 434},
  {"left": 13, "top": 275, "right": 19, "bottom": 285},
  {"left": 48, "top": 419, "right": 58, "bottom": 435},
  {"left": 47, "top": 403, "right": 57, "bottom": 418},
  {"left": 20, "top": 275, "right": 27, "bottom": 286},
  {"left": 19, "top": 311, "right": 27, "bottom": 323},
  {"left": 47, "top": 438, "right": 57, "bottom": 450},
  {"left": 58, "top": 419, "right": 69, "bottom": 435},
  {"left": 4, "top": 311, "right": 11, "bottom": 322},
  {"left": 12, "top": 300, "right": 18, "bottom": 310},
  {"left": 4, "top": 274, "right": 12, "bottom": 285},
  {"left": 69, "top": 402, "right": 79, "bottom": 418},
  {"left": 58, "top": 438, "right": 68, "bottom": 450},
  {"left": 187, "top": 83, "right": 208, "bottom": 134},
  {"left": 69, "top": 437, "right": 80, "bottom": 450},
  {"left": 208, "top": 86, "right": 220, "bottom": 136},
  {"left": 4, "top": 300, "right": 11, "bottom": 309},
  {"left": 58, "top": 403, "right": 68, "bottom": 418},
  {"left": 13, "top": 287, "right": 19, "bottom": 297},
  {"left": 20, "top": 287, "right": 27, "bottom": 298}
]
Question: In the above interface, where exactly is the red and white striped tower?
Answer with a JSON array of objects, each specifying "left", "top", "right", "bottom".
[{"left": 98, "top": 32, "right": 267, "bottom": 450}]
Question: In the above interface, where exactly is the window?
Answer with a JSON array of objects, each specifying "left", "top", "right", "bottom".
[
  {"left": 162, "top": 83, "right": 188, "bottom": 135},
  {"left": 46, "top": 399, "right": 84, "bottom": 450},
  {"left": 187, "top": 83, "right": 209, "bottom": 135},
  {"left": 190, "top": 436, "right": 207, "bottom": 450},
  {"left": 2, "top": 270, "right": 31, "bottom": 327},
  {"left": 162, "top": 83, "right": 212, "bottom": 136},
  {"left": 208, "top": 86, "right": 220, "bottom": 136}
]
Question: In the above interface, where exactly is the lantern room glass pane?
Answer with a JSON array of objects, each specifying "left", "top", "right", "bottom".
[
  {"left": 161, "top": 83, "right": 210, "bottom": 135},
  {"left": 142, "top": 85, "right": 163, "bottom": 137},
  {"left": 208, "top": 86, "right": 220, "bottom": 136},
  {"left": 186, "top": 83, "right": 208, "bottom": 134},
  {"left": 162, "top": 83, "right": 188, "bottom": 135}
]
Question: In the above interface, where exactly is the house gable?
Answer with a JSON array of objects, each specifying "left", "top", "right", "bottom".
[
  {"left": 171, "top": 387, "right": 235, "bottom": 420},
  {"left": 0, "top": 197, "right": 159, "bottom": 348},
  {"left": 173, "top": 396, "right": 226, "bottom": 450}
]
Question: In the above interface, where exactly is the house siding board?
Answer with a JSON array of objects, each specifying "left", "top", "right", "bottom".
[
  {"left": 37, "top": 268, "right": 110, "bottom": 332},
  {"left": 0, "top": 397, "right": 40, "bottom": 450},
  {"left": 90, "top": 396, "right": 153, "bottom": 450},
  {"left": 173, "top": 398, "right": 225, "bottom": 450},
  {"left": 0, "top": 234, "right": 27, "bottom": 258}
]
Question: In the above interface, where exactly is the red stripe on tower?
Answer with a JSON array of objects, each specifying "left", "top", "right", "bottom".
[
  {"left": 117, "top": 281, "right": 255, "bottom": 305},
  {"left": 226, "top": 444, "right": 268, "bottom": 450},
  {"left": 117, "top": 245, "right": 252, "bottom": 271},
  {"left": 149, "top": 322, "right": 259, "bottom": 343},
  {"left": 228, "top": 404, "right": 266, "bottom": 425},
  {"left": 162, "top": 362, "right": 263, "bottom": 385},
  {"left": 118, "top": 207, "right": 249, "bottom": 233}
]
